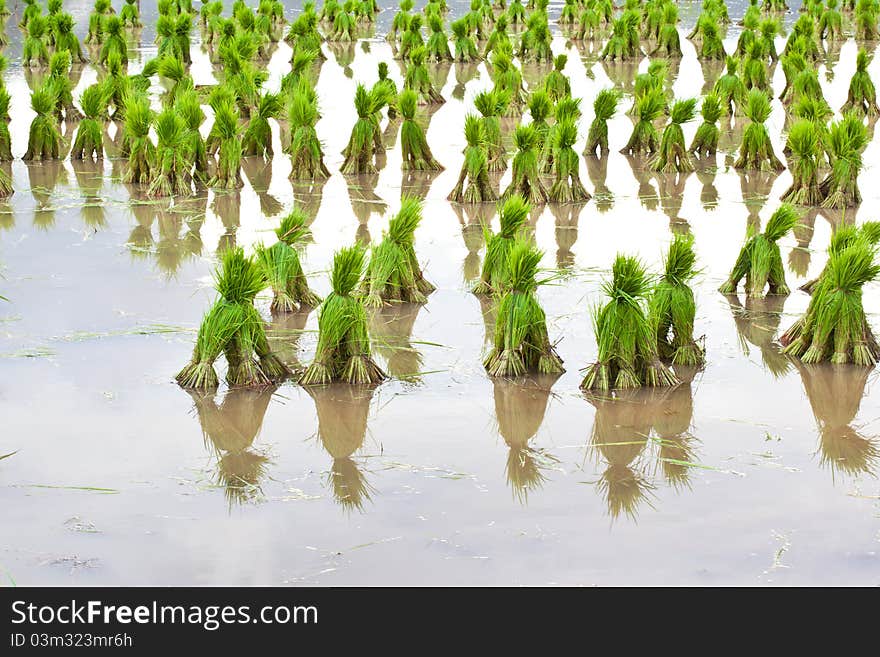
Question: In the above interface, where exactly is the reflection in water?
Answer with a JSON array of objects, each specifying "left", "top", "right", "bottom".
[
  {"left": 725, "top": 294, "right": 790, "bottom": 377},
  {"left": 27, "top": 161, "right": 68, "bottom": 230},
  {"left": 789, "top": 208, "right": 818, "bottom": 278},
  {"left": 492, "top": 375, "right": 561, "bottom": 504},
  {"left": 429, "top": 61, "right": 452, "bottom": 94},
  {"left": 212, "top": 189, "right": 241, "bottom": 252},
  {"left": 189, "top": 386, "right": 277, "bottom": 509},
  {"left": 327, "top": 42, "right": 356, "bottom": 78},
  {"left": 242, "top": 156, "right": 283, "bottom": 218},
  {"left": 549, "top": 202, "right": 583, "bottom": 272},
  {"left": 370, "top": 302, "right": 424, "bottom": 381},
  {"left": 71, "top": 160, "right": 106, "bottom": 229},
  {"left": 700, "top": 58, "right": 724, "bottom": 96},
  {"left": 291, "top": 180, "right": 325, "bottom": 229},
  {"left": 737, "top": 168, "right": 779, "bottom": 234},
  {"left": 654, "top": 368, "right": 700, "bottom": 491},
  {"left": 267, "top": 308, "right": 312, "bottom": 373},
  {"left": 600, "top": 59, "right": 638, "bottom": 93},
  {"left": 795, "top": 362, "right": 879, "bottom": 480},
  {"left": 624, "top": 155, "right": 659, "bottom": 212},
  {"left": 655, "top": 171, "right": 691, "bottom": 233},
  {"left": 308, "top": 384, "right": 377, "bottom": 513},
  {"left": 452, "top": 61, "right": 479, "bottom": 101},
  {"left": 585, "top": 154, "right": 613, "bottom": 212},
  {"left": 347, "top": 174, "right": 387, "bottom": 245},
  {"left": 452, "top": 202, "right": 490, "bottom": 283},
  {"left": 695, "top": 164, "right": 719, "bottom": 210},
  {"left": 401, "top": 169, "right": 440, "bottom": 200}
]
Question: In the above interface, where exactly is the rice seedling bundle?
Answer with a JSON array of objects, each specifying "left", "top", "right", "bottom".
[
  {"left": 0, "top": 82, "right": 12, "bottom": 162},
  {"left": 527, "top": 90, "right": 552, "bottom": 153},
  {"left": 362, "top": 196, "right": 434, "bottom": 307},
  {"left": 543, "top": 96, "right": 581, "bottom": 173},
  {"left": 85, "top": 0, "right": 111, "bottom": 44},
  {"left": 177, "top": 247, "right": 290, "bottom": 390},
  {"left": 652, "top": 98, "right": 697, "bottom": 173},
  {"left": 734, "top": 89, "right": 784, "bottom": 171},
  {"left": 799, "top": 222, "right": 880, "bottom": 295},
  {"left": 819, "top": 114, "right": 868, "bottom": 209},
  {"left": 698, "top": 19, "right": 726, "bottom": 60},
  {"left": 241, "top": 92, "right": 281, "bottom": 159},
  {"left": 543, "top": 54, "right": 571, "bottom": 103},
  {"left": 398, "top": 89, "right": 443, "bottom": 171},
  {"left": 484, "top": 14, "right": 510, "bottom": 57},
  {"left": 650, "top": 233, "right": 704, "bottom": 366},
  {"left": 689, "top": 93, "right": 721, "bottom": 157},
  {"left": 842, "top": 49, "right": 880, "bottom": 117},
  {"left": 209, "top": 100, "right": 244, "bottom": 189},
  {"left": 483, "top": 239, "right": 564, "bottom": 377},
  {"left": 157, "top": 11, "right": 193, "bottom": 64},
  {"left": 23, "top": 14, "right": 50, "bottom": 68},
  {"left": 780, "top": 239, "right": 880, "bottom": 365},
  {"left": 742, "top": 41, "right": 770, "bottom": 92},
  {"left": 341, "top": 84, "right": 384, "bottom": 175},
  {"left": 176, "top": 89, "right": 209, "bottom": 183},
  {"left": 621, "top": 88, "right": 665, "bottom": 156},
  {"left": 602, "top": 12, "right": 641, "bottom": 60},
  {"left": 780, "top": 120, "right": 823, "bottom": 206},
  {"left": 465, "top": 0, "right": 487, "bottom": 40},
  {"left": 398, "top": 13, "right": 424, "bottom": 59},
  {"left": 0, "top": 165, "right": 11, "bottom": 198},
  {"left": 404, "top": 46, "right": 445, "bottom": 105},
  {"left": 581, "top": 255, "right": 679, "bottom": 391},
  {"left": 584, "top": 88, "right": 621, "bottom": 157},
  {"left": 474, "top": 195, "right": 531, "bottom": 295},
  {"left": 718, "top": 204, "right": 799, "bottom": 296},
  {"left": 491, "top": 49, "right": 526, "bottom": 116},
  {"left": 819, "top": 0, "right": 843, "bottom": 38},
  {"left": 474, "top": 88, "right": 510, "bottom": 173},
  {"left": 374, "top": 62, "right": 398, "bottom": 119},
  {"left": 503, "top": 124, "right": 549, "bottom": 204},
  {"left": 287, "top": 83, "right": 330, "bottom": 181},
  {"left": 714, "top": 56, "right": 746, "bottom": 115},
  {"left": 788, "top": 68, "right": 829, "bottom": 114},
  {"left": 652, "top": 5, "right": 683, "bottom": 58},
  {"left": 156, "top": 56, "right": 191, "bottom": 109},
  {"left": 518, "top": 11, "right": 553, "bottom": 63},
  {"left": 577, "top": 3, "right": 601, "bottom": 40},
  {"left": 300, "top": 245, "right": 387, "bottom": 386},
  {"left": 388, "top": 0, "right": 414, "bottom": 42},
  {"left": 548, "top": 121, "right": 590, "bottom": 203},
  {"left": 19, "top": 0, "right": 40, "bottom": 28},
  {"left": 507, "top": 0, "right": 526, "bottom": 24},
  {"left": 735, "top": 27, "right": 756, "bottom": 59},
  {"left": 46, "top": 50, "right": 81, "bottom": 122},
  {"left": 256, "top": 209, "right": 320, "bottom": 313},
  {"left": 70, "top": 83, "right": 108, "bottom": 161},
  {"left": 52, "top": 12, "right": 87, "bottom": 63},
  {"left": 451, "top": 17, "right": 480, "bottom": 62},
  {"left": 560, "top": 0, "right": 579, "bottom": 24},
  {"left": 120, "top": 0, "right": 141, "bottom": 28},
  {"left": 425, "top": 14, "right": 451, "bottom": 62},
  {"left": 448, "top": 114, "right": 497, "bottom": 203},
  {"left": 855, "top": 3, "right": 879, "bottom": 39},
  {"left": 99, "top": 15, "right": 128, "bottom": 66},
  {"left": 286, "top": 3, "right": 324, "bottom": 58},
  {"left": 23, "top": 84, "right": 62, "bottom": 161},
  {"left": 148, "top": 108, "right": 193, "bottom": 198}
]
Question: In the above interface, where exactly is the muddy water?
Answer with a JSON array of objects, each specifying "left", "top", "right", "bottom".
[{"left": 1, "top": 3, "right": 880, "bottom": 585}]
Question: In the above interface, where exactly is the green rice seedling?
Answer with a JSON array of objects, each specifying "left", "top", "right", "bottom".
[
  {"left": 85, "top": 0, "right": 111, "bottom": 44},
  {"left": 474, "top": 88, "right": 510, "bottom": 172},
  {"left": 70, "top": 83, "right": 108, "bottom": 161},
  {"left": 734, "top": 90, "right": 784, "bottom": 171},
  {"left": 23, "top": 14, "right": 50, "bottom": 68},
  {"left": 122, "top": 93, "right": 156, "bottom": 184},
  {"left": 577, "top": 3, "right": 601, "bottom": 40},
  {"left": 602, "top": 13, "right": 640, "bottom": 60},
  {"left": 0, "top": 87, "right": 12, "bottom": 162},
  {"left": 99, "top": 15, "right": 128, "bottom": 66},
  {"left": 329, "top": 3, "right": 356, "bottom": 41},
  {"left": 256, "top": 210, "right": 320, "bottom": 313},
  {"left": 448, "top": 114, "right": 497, "bottom": 203},
  {"left": 374, "top": 62, "right": 398, "bottom": 119},
  {"left": 718, "top": 204, "right": 799, "bottom": 296},
  {"left": 855, "top": 3, "right": 879, "bottom": 39},
  {"left": 47, "top": 51, "right": 81, "bottom": 122},
  {"left": 287, "top": 84, "right": 330, "bottom": 181},
  {"left": 425, "top": 14, "right": 451, "bottom": 62},
  {"left": 689, "top": 93, "right": 721, "bottom": 157},
  {"left": 799, "top": 222, "right": 880, "bottom": 295},
  {"left": 210, "top": 100, "right": 244, "bottom": 189},
  {"left": 735, "top": 26, "right": 756, "bottom": 59},
  {"left": 581, "top": 255, "right": 679, "bottom": 391},
  {"left": 781, "top": 120, "right": 823, "bottom": 206},
  {"left": 543, "top": 96, "right": 582, "bottom": 173},
  {"left": 483, "top": 239, "right": 564, "bottom": 377},
  {"left": 404, "top": 46, "right": 445, "bottom": 105},
  {"left": 507, "top": 0, "right": 526, "bottom": 24},
  {"left": 741, "top": 41, "right": 770, "bottom": 92},
  {"left": 242, "top": 93, "right": 281, "bottom": 159},
  {"left": 503, "top": 124, "right": 549, "bottom": 204},
  {"left": 158, "top": 11, "right": 193, "bottom": 63},
  {"left": 0, "top": 165, "right": 12, "bottom": 198},
  {"left": 781, "top": 239, "right": 880, "bottom": 365},
  {"left": 157, "top": 56, "right": 191, "bottom": 108},
  {"left": 465, "top": 0, "right": 487, "bottom": 40},
  {"left": 650, "top": 233, "right": 705, "bottom": 366},
  {"left": 842, "top": 49, "right": 880, "bottom": 117},
  {"left": 714, "top": 56, "right": 745, "bottom": 115},
  {"left": 388, "top": 0, "right": 414, "bottom": 42},
  {"left": 398, "top": 12, "right": 424, "bottom": 59},
  {"left": 484, "top": 13, "right": 510, "bottom": 57},
  {"left": 652, "top": 98, "right": 698, "bottom": 173},
  {"left": 177, "top": 247, "right": 290, "bottom": 390},
  {"left": 53, "top": 12, "right": 87, "bottom": 63},
  {"left": 548, "top": 121, "right": 590, "bottom": 203},
  {"left": 451, "top": 17, "right": 479, "bottom": 62},
  {"left": 528, "top": 90, "right": 552, "bottom": 153},
  {"left": 819, "top": 0, "right": 843, "bottom": 38},
  {"left": 148, "top": 108, "right": 193, "bottom": 198},
  {"left": 300, "top": 245, "right": 388, "bottom": 386},
  {"left": 474, "top": 194, "right": 530, "bottom": 295},
  {"left": 23, "top": 84, "right": 62, "bottom": 161},
  {"left": 784, "top": 14, "right": 821, "bottom": 60},
  {"left": 788, "top": 67, "right": 829, "bottom": 114},
  {"left": 698, "top": 19, "right": 726, "bottom": 60},
  {"left": 18, "top": 0, "right": 38, "bottom": 27},
  {"left": 653, "top": 14, "right": 683, "bottom": 59},
  {"left": 758, "top": 18, "right": 780, "bottom": 61},
  {"left": 340, "top": 84, "right": 382, "bottom": 175},
  {"left": 819, "top": 114, "right": 868, "bottom": 209},
  {"left": 362, "top": 196, "right": 434, "bottom": 307},
  {"left": 585, "top": 88, "right": 622, "bottom": 157},
  {"left": 398, "top": 89, "right": 443, "bottom": 171},
  {"left": 621, "top": 88, "right": 665, "bottom": 156},
  {"left": 175, "top": 89, "right": 209, "bottom": 183},
  {"left": 543, "top": 54, "right": 571, "bottom": 103},
  {"left": 120, "top": 0, "right": 142, "bottom": 28}
]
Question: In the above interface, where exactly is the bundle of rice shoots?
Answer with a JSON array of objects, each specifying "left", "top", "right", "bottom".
[
  {"left": 799, "top": 222, "right": 880, "bottom": 295},
  {"left": 448, "top": 114, "right": 497, "bottom": 203},
  {"left": 23, "top": 83, "right": 62, "bottom": 161},
  {"left": 780, "top": 119, "right": 823, "bottom": 206},
  {"left": 502, "top": 124, "right": 549, "bottom": 204},
  {"left": 718, "top": 203, "right": 799, "bottom": 296},
  {"left": 734, "top": 89, "right": 784, "bottom": 171},
  {"left": 398, "top": 88, "right": 442, "bottom": 171},
  {"left": 256, "top": 209, "right": 321, "bottom": 313},
  {"left": 474, "top": 194, "right": 530, "bottom": 296},
  {"left": 287, "top": 84, "right": 331, "bottom": 180},
  {"left": 842, "top": 49, "right": 880, "bottom": 117},
  {"left": 483, "top": 239, "right": 564, "bottom": 377},
  {"left": 70, "top": 83, "right": 108, "bottom": 161},
  {"left": 585, "top": 88, "right": 621, "bottom": 157},
  {"left": 652, "top": 98, "right": 697, "bottom": 173},
  {"left": 548, "top": 121, "right": 590, "bottom": 203},
  {"left": 819, "top": 114, "right": 868, "bottom": 209},
  {"left": 300, "top": 245, "right": 387, "bottom": 385},
  {"left": 621, "top": 88, "right": 665, "bottom": 156}
]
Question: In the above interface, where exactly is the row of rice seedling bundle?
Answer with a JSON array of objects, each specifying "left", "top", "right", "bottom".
[
  {"left": 621, "top": 88, "right": 665, "bottom": 157},
  {"left": 362, "top": 196, "right": 434, "bottom": 307},
  {"left": 718, "top": 204, "right": 800, "bottom": 297},
  {"left": 543, "top": 96, "right": 581, "bottom": 173},
  {"left": 177, "top": 247, "right": 290, "bottom": 391},
  {"left": 843, "top": 49, "right": 880, "bottom": 117},
  {"left": 581, "top": 255, "right": 679, "bottom": 392},
  {"left": 483, "top": 238, "right": 564, "bottom": 378},
  {"left": 256, "top": 209, "right": 321, "bottom": 313}
]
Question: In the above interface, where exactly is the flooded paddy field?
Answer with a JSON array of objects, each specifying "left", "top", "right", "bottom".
[{"left": 1, "top": 1, "right": 879, "bottom": 585}]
